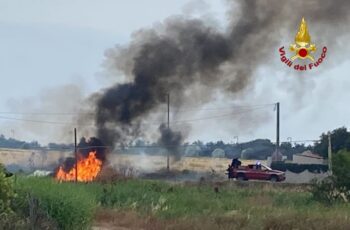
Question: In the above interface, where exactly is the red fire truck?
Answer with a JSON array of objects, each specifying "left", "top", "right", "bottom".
[{"left": 227, "top": 164, "right": 286, "bottom": 182}]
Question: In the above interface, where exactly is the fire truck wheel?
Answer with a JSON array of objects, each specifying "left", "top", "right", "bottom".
[
  {"left": 237, "top": 173, "right": 245, "bottom": 181},
  {"left": 270, "top": 175, "right": 278, "bottom": 182}
]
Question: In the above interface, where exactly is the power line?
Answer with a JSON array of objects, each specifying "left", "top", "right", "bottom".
[
  {"left": 171, "top": 106, "right": 272, "bottom": 125},
  {"left": 0, "top": 112, "right": 93, "bottom": 116},
  {"left": 173, "top": 103, "right": 275, "bottom": 112},
  {"left": 0, "top": 116, "right": 73, "bottom": 125},
  {"left": 0, "top": 106, "right": 274, "bottom": 126},
  {"left": 0, "top": 103, "right": 274, "bottom": 115}
]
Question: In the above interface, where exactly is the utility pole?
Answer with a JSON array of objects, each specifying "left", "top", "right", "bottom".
[
  {"left": 328, "top": 133, "right": 332, "bottom": 175},
  {"left": 167, "top": 93, "right": 170, "bottom": 172},
  {"left": 74, "top": 128, "right": 78, "bottom": 183},
  {"left": 276, "top": 102, "right": 280, "bottom": 153}
]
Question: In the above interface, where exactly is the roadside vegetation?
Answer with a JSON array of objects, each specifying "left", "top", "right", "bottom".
[
  {"left": 1, "top": 174, "right": 349, "bottom": 230},
  {"left": 311, "top": 149, "right": 350, "bottom": 204},
  {"left": 1, "top": 127, "right": 350, "bottom": 229}
]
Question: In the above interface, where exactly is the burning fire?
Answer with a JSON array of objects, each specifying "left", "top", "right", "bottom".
[{"left": 56, "top": 151, "right": 102, "bottom": 182}]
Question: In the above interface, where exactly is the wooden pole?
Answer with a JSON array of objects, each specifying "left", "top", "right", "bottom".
[
  {"left": 167, "top": 93, "right": 170, "bottom": 172},
  {"left": 74, "top": 128, "right": 78, "bottom": 182},
  {"left": 276, "top": 102, "right": 280, "bottom": 152},
  {"left": 328, "top": 133, "right": 332, "bottom": 175}
]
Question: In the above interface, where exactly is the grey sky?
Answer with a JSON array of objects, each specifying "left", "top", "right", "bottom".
[{"left": 0, "top": 0, "right": 349, "bottom": 145}]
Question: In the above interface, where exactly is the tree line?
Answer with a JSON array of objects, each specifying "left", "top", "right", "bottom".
[{"left": 1, "top": 126, "right": 350, "bottom": 159}]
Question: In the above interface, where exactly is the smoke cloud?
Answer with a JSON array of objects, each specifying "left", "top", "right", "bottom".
[
  {"left": 89, "top": 0, "right": 350, "bottom": 154},
  {"left": 157, "top": 124, "right": 183, "bottom": 160}
]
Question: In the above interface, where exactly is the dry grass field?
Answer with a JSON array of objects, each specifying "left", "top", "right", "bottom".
[
  {"left": 0, "top": 148, "right": 265, "bottom": 174},
  {"left": 3, "top": 149, "right": 347, "bottom": 229},
  {"left": 109, "top": 154, "right": 265, "bottom": 174}
]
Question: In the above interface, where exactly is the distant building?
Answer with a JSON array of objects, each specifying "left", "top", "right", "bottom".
[{"left": 292, "top": 151, "right": 325, "bottom": 165}]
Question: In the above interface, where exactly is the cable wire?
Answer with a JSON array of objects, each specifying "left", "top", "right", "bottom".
[{"left": 0, "top": 105, "right": 274, "bottom": 126}]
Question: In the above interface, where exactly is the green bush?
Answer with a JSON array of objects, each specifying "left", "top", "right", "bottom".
[
  {"left": 15, "top": 177, "right": 97, "bottom": 230},
  {"left": 333, "top": 150, "right": 350, "bottom": 196},
  {"left": 0, "top": 164, "right": 16, "bottom": 214},
  {"left": 10, "top": 177, "right": 350, "bottom": 229},
  {"left": 271, "top": 162, "right": 328, "bottom": 173},
  {"left": 0, "top": 164, "right": 27, "bottom": 229},
  {"left": 311, "top": 150, "right": 350, "bottom": 203},
  {"left": 310, "top": 177, "right": 340, "bottom": 204}
]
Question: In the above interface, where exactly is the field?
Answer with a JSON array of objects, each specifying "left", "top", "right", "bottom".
[
  {"left": 6, "top": 176, "right": 350, "bottom": 230},
  {"left": 2, "top": 148, "right": 345, "bottom": 229},
  {"left": 2, "top": 147, "right": 327, "bottom": 184},
  {"left": 0, "top": 148, "right": 265, "bottom": 174}
]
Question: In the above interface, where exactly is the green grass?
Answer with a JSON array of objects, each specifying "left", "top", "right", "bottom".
[
  {"left": 13, "top": 177, "right": 350, "bottom": 229},
  {"left": 15, "top": 177, "right": 97, "bottom": 230}
]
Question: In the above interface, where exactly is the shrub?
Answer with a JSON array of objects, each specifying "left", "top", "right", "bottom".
[
  {"left": 310, "top": 177, "right": 340, "bottom": 204},
  {"left": 332, "top": 150, "right": 350, "bottom": 198},
  {"left": 311, "top": 150, "right": 350, "bottom": 203},
  {"left": 0, "top": 164, "right": 25, "bottom": 228},
  {"left": 0, "top": 164, "right": 16, "bottom": 214}
]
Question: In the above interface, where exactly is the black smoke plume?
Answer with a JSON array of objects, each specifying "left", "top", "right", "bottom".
[
  {"left": 92, "top": 0, "right": 350, "bottom": 154},
  {"left": 77, "top": 137, "right": 107, "bottom": 162},
  {"left": 157, "top": 124, "right": 183, "bottom": 160}
]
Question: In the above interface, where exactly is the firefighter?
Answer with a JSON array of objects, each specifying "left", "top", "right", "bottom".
[
  {"left": 255, "top": 161, "right": 262, "bottom": 170},
  {"left": 227, "top": 164, "right": 233, "bottom": 179},
  {"left": 231, "top": 158, "right": 241, "bottom": 168}
]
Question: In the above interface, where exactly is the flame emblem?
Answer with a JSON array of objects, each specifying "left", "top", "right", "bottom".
[{"left": 290, "top": 18, "right": 316, "bottom": 61}]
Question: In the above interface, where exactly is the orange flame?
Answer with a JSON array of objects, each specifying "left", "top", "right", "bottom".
[{"left": 56, "top": 151, "right": 102, "bottom": 182}]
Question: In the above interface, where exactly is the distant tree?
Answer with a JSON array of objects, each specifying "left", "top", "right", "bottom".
[
  {"left": 333, "top": 150, "right": 350, "bottom": 192},
  {"left": 215, "top": 141, "right": 226, "bottom": 149},
  {"left": 280, "top": 142, "right": 292, "bottom": 158},
  {"left": 240, "top": 139, "right": 274, "bottom": 159},
  {"left": 192, "top": 140, "right": 204, "bottom": 147},
  {"left": 201, "top": 142, "right": 215, "bottom": 157},
  {"left": 0, "top": 134, "right": 41, "bottom": 149},
  {"left": 294, "top": 143, "right": 312, "bottom": 153},
  {"left": 224, "top": 145, "right": 241, "bottom": 159},
  {"left": 48, "top": 143, "right": 73, "bottom": 150},
  {"left": 314, "top": 127, "right": 350, "bottom": 158}
]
